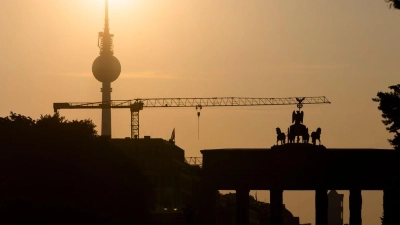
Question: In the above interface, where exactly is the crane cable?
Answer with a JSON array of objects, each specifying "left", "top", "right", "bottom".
[{"left": 196, "top": 105, "right": 202, "bottom": 140}]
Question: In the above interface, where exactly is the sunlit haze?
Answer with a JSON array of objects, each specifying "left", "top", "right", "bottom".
[
  {"left": 88, "top": 0, "right": 140, "bottom": 10},
  {"left": 1, "top": 0, "right": 399, "bottom": 224}
]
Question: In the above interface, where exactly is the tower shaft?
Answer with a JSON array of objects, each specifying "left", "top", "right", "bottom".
[
  {"left": 101, "top": 0, "right": 112, "bottom": 137},
  {"left": 101, "top": 82, "right": 112, "bottom": 136}
]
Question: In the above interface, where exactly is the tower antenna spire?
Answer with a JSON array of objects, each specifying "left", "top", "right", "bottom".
[
  {"left": 105, "top": 0, "right": 109, "bottom": 33},
  {"left": 98, "top": 0, "right": 113, "bottom": 56}
]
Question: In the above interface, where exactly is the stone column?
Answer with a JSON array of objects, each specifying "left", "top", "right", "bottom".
[
  {"left": 383, "top": 188, "right": 396, "bottom": 225},
  {"left": 349, "top": 189, "right": 362, "bottom": 225},
  {"left": 315, "top": 189, "right": 328, "bottom": 225},
  {"left": 199, "top": 188, "right": 217, "bottom": 225},
  {"left": 270, "top": 189, "right": 283, "bottom": 225},
  {"left": 236, "top": 189, "right": 250, "bottom": 225}
]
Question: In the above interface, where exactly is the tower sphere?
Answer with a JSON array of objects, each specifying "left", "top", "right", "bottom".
[{"left": 92, "top": 55, "right": 121, "bottom": 83}]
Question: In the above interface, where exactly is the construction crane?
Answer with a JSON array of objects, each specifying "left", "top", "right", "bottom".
[
  {"left": 53, "top": 96, "right": 331, "bottom": 139},
  {"left": 185, "top": 157, "right": 202, "bottom": 167}
]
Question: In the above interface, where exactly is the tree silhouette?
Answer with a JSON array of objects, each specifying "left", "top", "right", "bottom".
[
  {"left": 379, "top": 2, "right": 400, "bottom": 221},
  {"left": 0, "top": 112, "right": 154, "bottom": 225},
  {"left": 386, "top": 0, "right": 400, "bottom": 9},
  {"left": 373, "top": 85, "right": 400, "bottom": 225},
  {"left": 372, "top": 84, "right": 400, "bottom": 150}
]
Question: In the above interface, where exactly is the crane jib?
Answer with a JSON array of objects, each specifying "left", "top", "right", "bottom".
[{"left": 53, "top": 96, "right": 331, "bottom": 138}]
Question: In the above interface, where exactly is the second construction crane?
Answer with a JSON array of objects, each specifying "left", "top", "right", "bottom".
[{"left": 54, "top": 96, "right": 331, "bottom": 138}]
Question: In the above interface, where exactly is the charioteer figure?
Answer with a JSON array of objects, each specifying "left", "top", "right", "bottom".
[
  {"left": 292, "top": 110, "right": 304, "bottom": 125},
  {"left": 286, "top": 98, "right": 308, "bottom": 143}
]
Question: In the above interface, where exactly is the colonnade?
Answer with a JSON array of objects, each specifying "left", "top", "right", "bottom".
[
  {"left": 237, "top": 189, "right": 362, "bottom": 225},
  {"left": 201, "top": 188, "right": 397, "bottom": 225}
]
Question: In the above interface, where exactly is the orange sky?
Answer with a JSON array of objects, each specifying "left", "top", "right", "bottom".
[{"left": 1, "top": 0, "right": 399, "bottom": 224}]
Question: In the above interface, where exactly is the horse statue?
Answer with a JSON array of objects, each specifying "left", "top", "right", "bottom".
[
  {"left": 287, "top": 127, "right": 295, "bottom": 143},
  {"left": 302, "top": 127, "right": 310, "bottom": 143},
  {"left": 288, "top": 110, "right": 308, "bottom": 143},
  {"left": 311, "top": 127, "right": 322, "bottom": 145},
  {"left": 276, "top": 127, "right": 286, "bottom": 145}
]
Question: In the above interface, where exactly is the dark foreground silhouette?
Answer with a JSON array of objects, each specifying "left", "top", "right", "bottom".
[
  {"left": 386, "top": 0, "right": 400, "bottom": 9},
  {"left": 373, "top": 84, "right": 400, "bottom": 225},
  {"left": 0, "top": 112, "right": 154, "bottom": 225}
]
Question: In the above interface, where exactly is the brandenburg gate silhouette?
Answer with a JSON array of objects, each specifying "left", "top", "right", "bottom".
[{"left": 198, "top": 106, "right": 398, "bottom": 225}]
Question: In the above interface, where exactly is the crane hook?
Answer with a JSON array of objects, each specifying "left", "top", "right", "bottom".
[{"left": 196, "top": 105, "right": 202, "bottom": 139}]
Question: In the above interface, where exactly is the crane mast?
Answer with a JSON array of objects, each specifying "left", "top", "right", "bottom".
[{"left": 54, "top": 96, "right": 331, "bottom": 138}]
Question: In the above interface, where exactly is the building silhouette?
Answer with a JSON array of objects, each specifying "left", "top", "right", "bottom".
[
  {"left": 328, "top": 190, "right": 344, "bottom": 225},
  {"left": 110, "top": 136, "right": 307, "bottom": 225},
  {"left": 218, "top": 193, "right": 301, "bottom": 225},
  {"left": 111, "top": 136, "right": 201, "bottom": 225}
]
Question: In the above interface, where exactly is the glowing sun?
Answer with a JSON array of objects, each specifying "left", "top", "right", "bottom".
[{"left": 109, "top": 0, "right": 129, "bottom": 6}]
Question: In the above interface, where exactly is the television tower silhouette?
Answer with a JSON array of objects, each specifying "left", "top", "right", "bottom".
[{"left": 92, "top": 0, "right": 121, "bottom": 137}]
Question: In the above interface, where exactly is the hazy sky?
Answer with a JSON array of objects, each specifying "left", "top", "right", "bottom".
[{"left": 1, "top": 0, "right": 399, "bottom": 224}]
